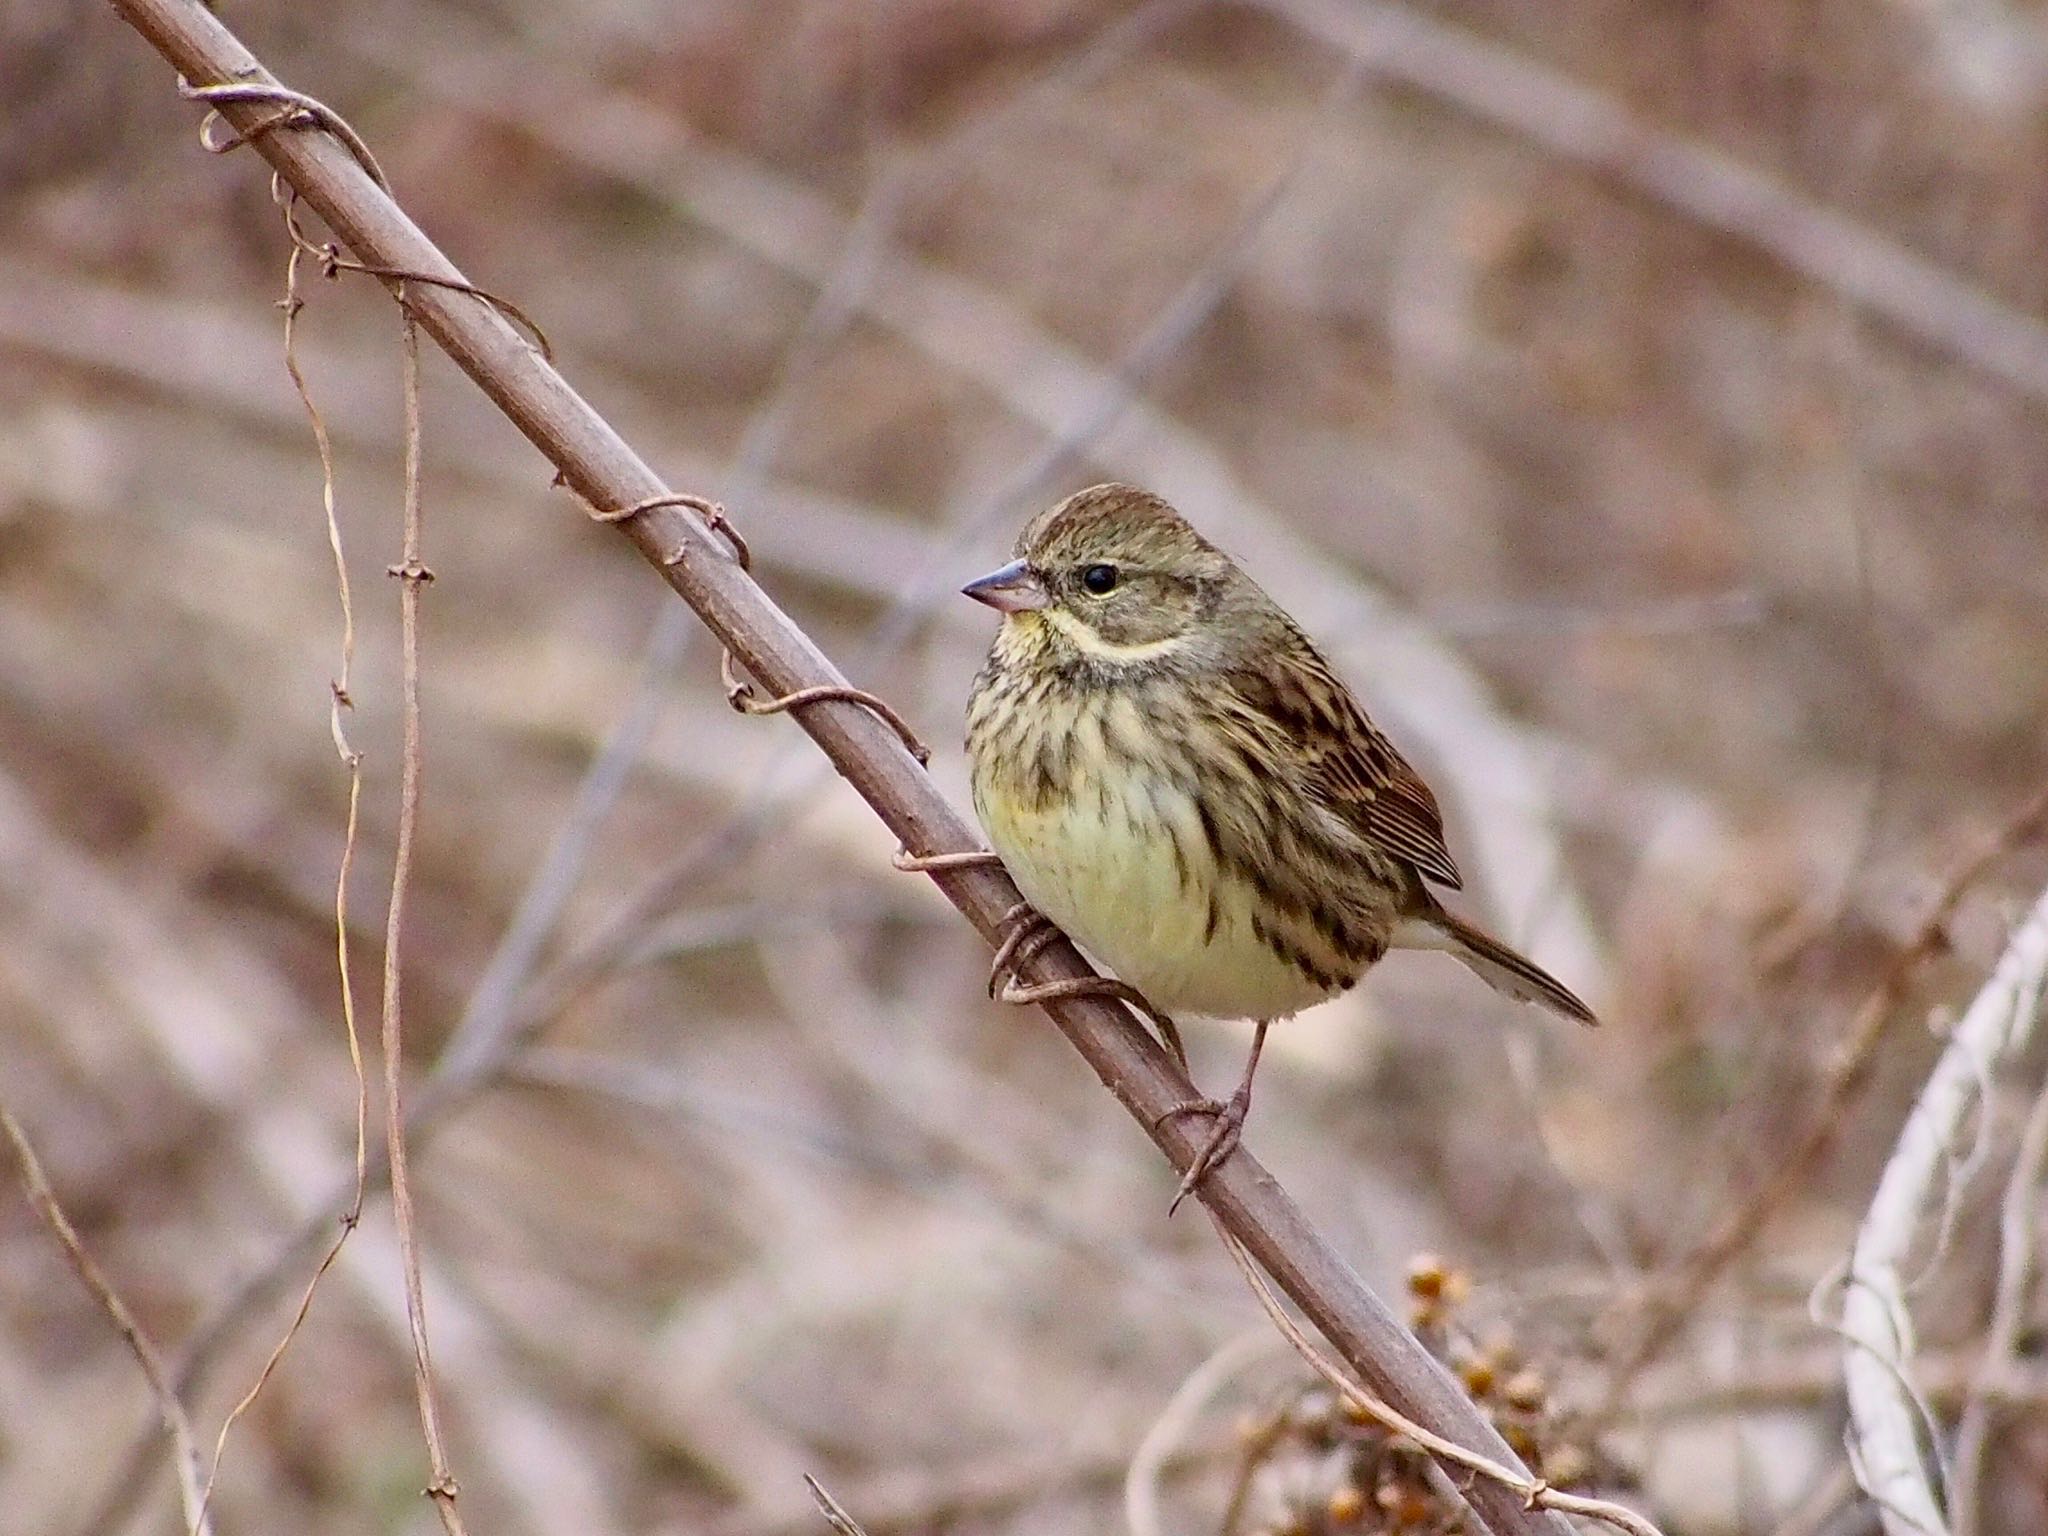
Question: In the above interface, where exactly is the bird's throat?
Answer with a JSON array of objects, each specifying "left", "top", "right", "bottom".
[{"left": 1029, "top": 608, "right": 1192, "bottom": 665}]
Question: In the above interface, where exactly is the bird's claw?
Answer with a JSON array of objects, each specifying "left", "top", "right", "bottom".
[
  {"left": 987, "top": 902, "right": 1061, "bottom": 999},
  {"left": 986, "top": 933, "right": 1189, "bottom": 1070},
  {"left": 1153, "top": 1084, "right": 1251, "bottom": 1216}
]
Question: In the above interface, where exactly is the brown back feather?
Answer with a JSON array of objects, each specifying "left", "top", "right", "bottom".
[{"left": 1227, "top": 623, "right": 1464, "bottom": 892}]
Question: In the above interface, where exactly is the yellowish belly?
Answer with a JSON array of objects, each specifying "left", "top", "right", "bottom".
[{"left": 973, "top": 764, "right": 1340, "bottom": 1022}]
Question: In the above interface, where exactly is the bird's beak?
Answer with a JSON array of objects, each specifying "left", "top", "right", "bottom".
[{"left": 961, "top": 559, "right": 1051, "bottom": 613}]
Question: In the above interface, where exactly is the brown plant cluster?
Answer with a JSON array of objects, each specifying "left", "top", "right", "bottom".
[
  {"left": 1235, "top": 1257, "right": 1612, "bottom": 1536},
  {"left": 5, "top": 1, "right": 2048, "bottom": 1534}
]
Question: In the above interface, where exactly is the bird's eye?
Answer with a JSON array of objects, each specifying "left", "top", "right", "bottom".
[{"left": 1080, "top": 564, "right": 1120, "bottom": 595}]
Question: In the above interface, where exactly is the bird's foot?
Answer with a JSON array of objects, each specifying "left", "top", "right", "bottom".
[
  {"left": 1152, "top": 1083, "right": 1251, "bottom": 1216},
  {"left": 987, "top": 901, "right": 1063, "bottom": 1000},
  {"left": 1151, "top": 1018, "right": 1271, "bottom": 1215}
]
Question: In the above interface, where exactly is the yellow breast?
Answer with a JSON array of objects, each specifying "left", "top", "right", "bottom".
[{"left": 970, "top": 693, "right": 1341, "bottom": 1022}]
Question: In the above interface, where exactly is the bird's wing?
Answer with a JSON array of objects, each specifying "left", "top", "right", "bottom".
[{"left": 1230, "top": 629, "right": 1464, "bottom": 891}]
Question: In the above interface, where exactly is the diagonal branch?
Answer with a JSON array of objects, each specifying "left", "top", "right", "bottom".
[{"left": 102, "top": 4, "right": 1571, "bottom": 1533}]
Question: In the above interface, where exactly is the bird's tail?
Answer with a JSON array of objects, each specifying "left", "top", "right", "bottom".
[{"left": 1395, "top": 908, "right": 1598, "bottom": 1026}]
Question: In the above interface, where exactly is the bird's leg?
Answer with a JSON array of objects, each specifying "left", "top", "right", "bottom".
[{"left": 1152, "top": 1018, "right": 1270, "bottom": 1215}]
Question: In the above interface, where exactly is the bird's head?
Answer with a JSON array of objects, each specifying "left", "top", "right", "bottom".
[{"left": 962, "top": 483, "right": 1246, "bottom": 668}]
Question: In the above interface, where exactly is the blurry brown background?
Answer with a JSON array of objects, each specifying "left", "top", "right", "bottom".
[{"left": 3, "top": 0, "right": 2046, "bottom": 1533}]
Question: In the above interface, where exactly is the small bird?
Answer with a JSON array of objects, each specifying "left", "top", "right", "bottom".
[{"left": 962, "top": 483, "right": 1594, "bottom": 1203}]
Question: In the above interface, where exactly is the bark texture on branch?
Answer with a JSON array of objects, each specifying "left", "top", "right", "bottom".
[{"left": 103, "top": 3, "right": 1573, "bottom": 1531}]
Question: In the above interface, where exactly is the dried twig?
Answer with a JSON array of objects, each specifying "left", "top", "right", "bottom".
[
  {"left": 0, "top": 259, "right": 977, "bottom": 619},
  {"left": 0, "top": 1102, "right": 215, "bottom": 1536},
  {"left": 107, "top": 5, "right": 1569, "bottom": 1531},
  {"left": 1841, "top": 880, "right": 2048, "bottom": 1536},
  {"left": 803, "top": 1476, "right": 872, "bottom": 1536},
  {"left": 189, "top": 128, "right": 466, "bottom": 1535},
  {"left": 186, "top": 221, "right": 375, "bottom": 1536},
  {"left": 380, "top": 306, "right": 466, "bottom": 1533}
]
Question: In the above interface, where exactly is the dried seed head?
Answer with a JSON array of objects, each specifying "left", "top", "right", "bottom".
[
  {"left": 1545, "top": 1444, "right": 1592, "bottom": 1487},
  {"left": 1374, "top": 1478, "right": 1436, "bottom": 1527},
  {"left": 1294, "top": 1390, "right": 1341, "bottom": 1433},
  {"left": 1327, "top": 1485, "right": 1366, "bottom": 1524},
  {"left": 1399, "top": 1492, "right": 1437, "bottom": 1526},
  {"left": 1502, "top": 1370, "right": 1547, "bottom": 1412},
  {"left": 1407, "top": 1253, "right": 1450, "bottom": 1299}
]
